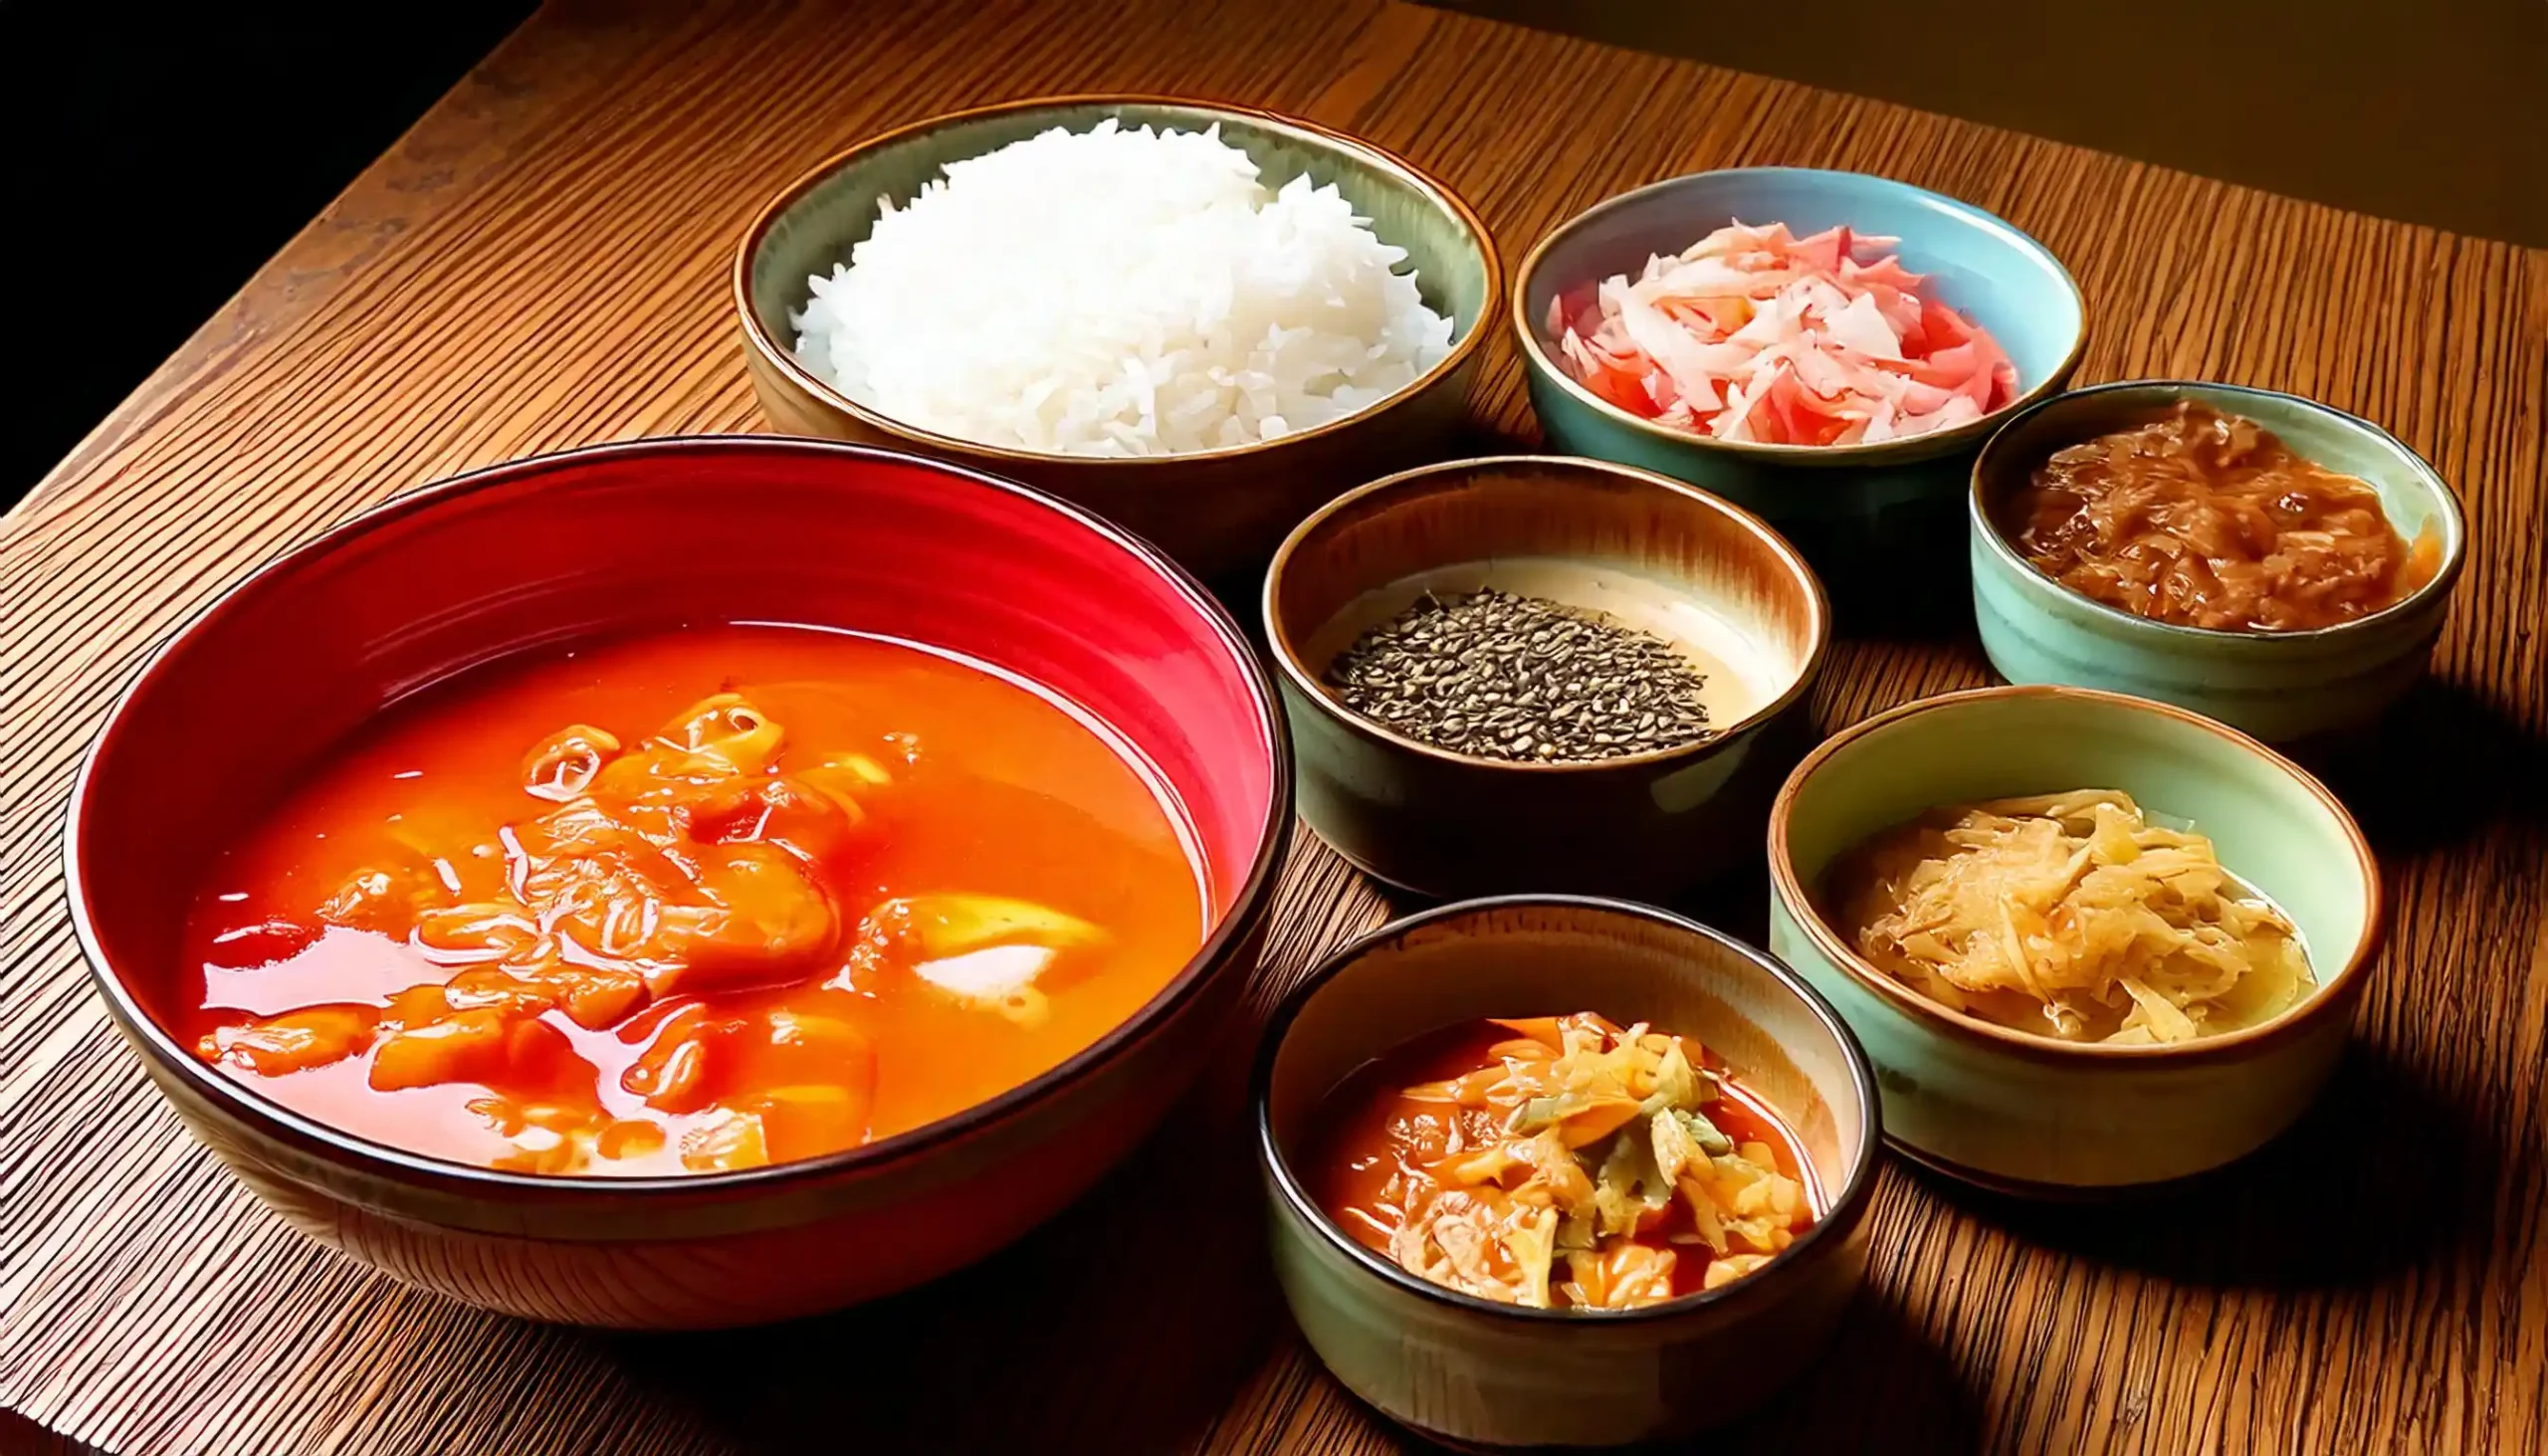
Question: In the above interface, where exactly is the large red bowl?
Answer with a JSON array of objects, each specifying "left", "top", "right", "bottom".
[{"left": 65, "top": 437, "right": 1293, "bottom": 1329}]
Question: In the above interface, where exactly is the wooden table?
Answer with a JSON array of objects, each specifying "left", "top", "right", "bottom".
[{"left": 3, "top": 2, "right": 2540, "bottom": 1451}]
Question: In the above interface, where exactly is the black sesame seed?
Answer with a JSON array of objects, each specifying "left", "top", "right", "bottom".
[{"left": 1322, "top": 588, "right": 1716, "bottom": 763}]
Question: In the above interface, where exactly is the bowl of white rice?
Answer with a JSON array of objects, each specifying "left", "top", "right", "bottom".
[{"left": 736, "top": 96, "right": 1501, "bottom": 578}]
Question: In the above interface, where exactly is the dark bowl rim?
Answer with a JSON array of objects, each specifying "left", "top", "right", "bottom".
[
  {"left": 1765, "top": 683, "right": 2385, "bottom": 1065},
  {"left": 1967, "top": 378, "right": 2470, "bottom": 642},
  {"left": 62, "top": 433, "right": 1297, "bottom": 1201},
  {"left": 1250, "top": 893, "right": 1883, "bottom": 1325},
  {"left": 732, "top": 92, "right": 1506, "bottom": 470},
  {"left": 1260, "top": 453, "right": 1832, "bottom": 774},
  {"left": 1509, "top": 165, "right": 2090, "bottom": 466}
]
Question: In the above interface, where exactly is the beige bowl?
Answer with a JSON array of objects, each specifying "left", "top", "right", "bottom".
[
  {"left": 735, "top": 95, "right": 1502, "bottom": 580},
  {"left": 1264, "top": 455, "right": 1829, "bottom": 900}
]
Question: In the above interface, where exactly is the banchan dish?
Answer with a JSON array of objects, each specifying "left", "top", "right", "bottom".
[
  {"left": 1768, "top": 685, "right": 2379, "bottom": 1193},
  {"left": 1970, "top": 379, "right": 2466, "bottom": 741},
  {"left": 66, "top": 437, "right": 1292, "bottom": 1328},
  {"left": 1256, "top": 896, "right": 1879, "bottom": 1447},
  {"left": 1515, "top": 166, "right": 2084, "bottom": 612},
  {"left": 1264, "top": 454, "right": 1827, "bottom": 900}
]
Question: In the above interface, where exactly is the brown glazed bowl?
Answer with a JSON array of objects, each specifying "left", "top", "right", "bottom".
[
  {"left": 1256, "top": 897, "right": 1880, "bottom": 1448},
  {"left": 64, "top": 437, "right": 1292, "bottom": 1329},
  {"left": 1264, "top": 456, "right": 1829, "bottom": 900},
  {"left": 735, "top": 95, "right": 1502, "bottom": 581}
]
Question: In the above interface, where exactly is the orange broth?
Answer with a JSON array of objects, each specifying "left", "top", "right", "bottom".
[
  {"left": 168, "top": 624, "right": 1206, "bottom": 1177},
  {"left": 1313, "top": 1018, "right": 1818, "bottom": 1307}
]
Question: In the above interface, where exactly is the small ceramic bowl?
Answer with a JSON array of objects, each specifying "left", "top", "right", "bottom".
[
  {"left": 1969, "top": 379, "right": 2468, "bottom": 742},
  {"left": 1263, "top": 455, "right": 1829, "bottom": 900},
  {"left": 736, "top": 94, "right": 1502, "bottom": 581},
  {"left": 67, "top": 437, "right": 1293, "bottom": 1328},
  {"left": 1255, "top": 896, "right": 1880, "bottom": 1449},
  {"left": 1513, "top": 167, "right": 2084, "bottom": 609},
  {"left": 1768, "top": 685, "right": 2382, "bottom": 1193}
]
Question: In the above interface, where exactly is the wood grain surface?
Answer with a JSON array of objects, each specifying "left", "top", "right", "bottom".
[{"left": 3, "top": 1, "right": 2541, "bottom": 1452}]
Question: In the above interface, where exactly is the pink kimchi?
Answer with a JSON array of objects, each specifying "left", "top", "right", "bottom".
[{"left": 1547, "top": 221, "right": 2018, "bottom": 447}]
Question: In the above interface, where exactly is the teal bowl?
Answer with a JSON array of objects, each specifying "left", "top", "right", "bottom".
[
  {"left": 1969, "top": 380, "right": 2467, "bottom": 742},
  {"left": 1255, "top": 897, "right": 1880, "bottom": 1448},
  {"left": 1767, "top": 686, "right": 2382, "bottom": 1194},
  {"left": 1513, "top": 167, "right": 2085, "bottom": 612}
]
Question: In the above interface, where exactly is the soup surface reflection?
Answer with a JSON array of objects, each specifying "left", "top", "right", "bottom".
[{"left": 169, "top": 625, "right": 1206, "bottom": 1176}]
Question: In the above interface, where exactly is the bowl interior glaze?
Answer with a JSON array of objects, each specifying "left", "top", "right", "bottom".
[
  {"left": 1776, "top": 687, "right": 2377, "bottom": 1045},
  {"left": 743, "top": 96, "right": 1495, "bottom": 455},
  {"left": 71, "top": 437, "right": 1288, "bottom": 1190},
  {"left": 1518, "top": 167, "right": 2085, "bottom": 457}
]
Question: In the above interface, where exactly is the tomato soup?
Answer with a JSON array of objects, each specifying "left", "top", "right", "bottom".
[{"left": 165, "top": 624, "right": 1206, "bottom": 1177}]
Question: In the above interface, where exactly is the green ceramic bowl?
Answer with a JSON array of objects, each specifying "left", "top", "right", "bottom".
[
  {"left": 1767, "top": 685, "right": 2382, "bottom": 1193},
  {"left": 1263, "top": 455, "right": 1829, "bottom": 900},
  {"left": 1513, "top": 168, "right": 2086, "bottom": 614},
  {"left": 1970, "top": 380, "right": 2467, "bottom": 742},
  {"left": 1255, "top": 897, "right": 1880, "bottom": 1449},
  {"left": 735, "top": 94, "right": 1502, "bottom": 581}
]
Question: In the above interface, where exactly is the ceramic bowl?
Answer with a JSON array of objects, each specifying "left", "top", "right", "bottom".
[
  {"left": 1513, "top": 167, "right": 2085, "bottom": 611},
  {"left": 1255, "top": 896, "right": 1880, "bottom": 1448},
  {"left": 735, "top": 94, "right": 1502, "bottom": 582},
  {"left": 1969, "top": 379, "right": 2467, "bottom": 742},
  {"left": 65, "top": 437, "right": 1293, "bottom": 1329},
  {"left": 1767, "top": 685, "right": 2381, "bottom": 1193},
  {"left": 1263, "top": 455, "right": 1828, "bottom": 900}
]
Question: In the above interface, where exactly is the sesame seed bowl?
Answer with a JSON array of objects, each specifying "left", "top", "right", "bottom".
[{"left": 1263, "top": 454, "right": 1828, "bottom": 900}]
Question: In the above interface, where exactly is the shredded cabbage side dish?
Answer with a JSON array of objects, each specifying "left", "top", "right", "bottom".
[{"left": 1833, "top": 790, "right": 2312, "bottom": 1045}]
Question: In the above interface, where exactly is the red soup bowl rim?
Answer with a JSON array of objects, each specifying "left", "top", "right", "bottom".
[{"left": 62, "top": 434, "right": 1296, "bottom": 1206}]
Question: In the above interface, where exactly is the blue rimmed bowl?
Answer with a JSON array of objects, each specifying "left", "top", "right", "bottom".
[
  {"left": 1969, "top": 379, "right": 2467, "bottom": 742},
  {"left": 1513, "top": 166, "right": 2086, "bottom": 613}
]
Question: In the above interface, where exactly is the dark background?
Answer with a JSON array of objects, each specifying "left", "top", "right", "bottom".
[
  {"left": 1443, "top": 0, "right": 2548, "bottom": 252},
  {"left": 4, "top": 3, "right": 531, "bottom": 506},
  {"left": 7, "top": 0, "right": 2541, "bottom": 509}
]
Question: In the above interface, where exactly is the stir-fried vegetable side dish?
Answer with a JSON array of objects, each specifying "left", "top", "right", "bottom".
[
  {"left": 1827, "top": 790, "right": 2312, "bottom": 1044},
  {"left": 1316, "top": 1015, "right": 1817, "bottom": 1310},
  {"left": 2001, "top": 401, "right": 2440, "bottom": 632},
  {"left": 173, "top": 626, "right": 1205, "bottom": 1176}
]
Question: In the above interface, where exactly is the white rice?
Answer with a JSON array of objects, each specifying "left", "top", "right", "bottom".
[{"left": 789, "top": 119, "right": 1456, "bottom": 457}]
